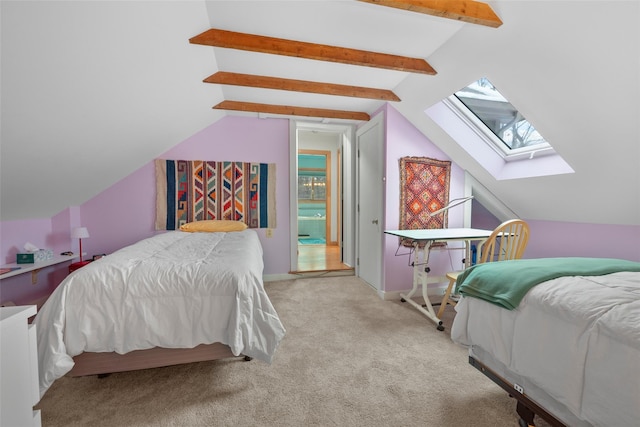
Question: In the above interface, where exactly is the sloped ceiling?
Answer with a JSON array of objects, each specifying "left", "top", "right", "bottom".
[
  {"left": 1, "top": 1, "right": 638, "bottom": 226},
  {"left": 1, "top": 1, "right": 223, "bottom": 221}
]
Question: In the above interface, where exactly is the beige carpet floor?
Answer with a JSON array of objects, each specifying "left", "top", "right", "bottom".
[{"left": 36, "top": 276, "right": 548, "bottom": 426}]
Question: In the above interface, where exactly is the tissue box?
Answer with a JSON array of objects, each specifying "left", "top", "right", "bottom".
[
  {"left": 16, "top": 249, "right": 54, "bottom": 264},
  {"left": 34, "top": 249, "right": 54, "bottom": 262},
  {"left": 16, "top": 253, "right": 34, "bottom": 264}
]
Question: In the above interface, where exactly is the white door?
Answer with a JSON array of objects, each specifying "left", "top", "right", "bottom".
[{"left": 356, "top": 114, "right": 384, "bottom": 291}]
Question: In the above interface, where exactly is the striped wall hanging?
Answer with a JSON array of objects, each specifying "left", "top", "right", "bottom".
[{"left": 155, "top": 159, "right": 276, "bottom": 230}]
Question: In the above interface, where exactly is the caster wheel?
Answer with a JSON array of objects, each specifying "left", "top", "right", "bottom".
[
  {"left": 436, "top": 324, "right": 445, "bottom": 331},
  {"left": 244, "top": 355, "right": 253, "bottom": 362},
  {"left": 400, "top": 298, "right": 406, "bottom": 303}
]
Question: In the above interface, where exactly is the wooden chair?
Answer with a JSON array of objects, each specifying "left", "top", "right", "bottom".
[{"left": 437, "top": 219, "right": 530, "bottom": 319}]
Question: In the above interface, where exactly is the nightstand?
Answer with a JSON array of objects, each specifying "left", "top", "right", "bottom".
[{"left": 68, "top": 260, "right": 92, "bottom": 274}]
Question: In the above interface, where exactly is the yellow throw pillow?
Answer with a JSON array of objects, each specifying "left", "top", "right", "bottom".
[{"left": 179, "top": 220, "right": 248, "bottom": 233}]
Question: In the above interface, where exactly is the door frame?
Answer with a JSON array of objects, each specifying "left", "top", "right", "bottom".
[{"left": 289, "top": 120, "right": 355, "bottom": 272}]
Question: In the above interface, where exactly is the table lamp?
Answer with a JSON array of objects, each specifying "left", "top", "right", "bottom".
[{"left": 71, "top": 227, "right": 90, "bottom": 262}]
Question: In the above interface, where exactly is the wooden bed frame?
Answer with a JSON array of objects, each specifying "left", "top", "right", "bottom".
[
  {"left": 468, "top": 356, "right": 566, "bottom": 427},
  {"left": 68, "top": 343, "right": 250, "bottom": 377}
]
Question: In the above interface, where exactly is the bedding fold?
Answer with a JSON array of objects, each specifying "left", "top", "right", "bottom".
[{"left": 455, "top": 257, "right": 640, "bottom": 309}]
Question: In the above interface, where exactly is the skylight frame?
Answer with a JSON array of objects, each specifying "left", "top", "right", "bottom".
[
  {"left": 425, "top": 82, "right": 574, "bottom": 180},
  {"left": 448, "top": 79, "right": 555, "bottom": 161}
]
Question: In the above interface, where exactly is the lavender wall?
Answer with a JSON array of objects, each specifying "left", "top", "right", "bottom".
[
  {"left": 1, "top": 219, "right": 54, "bottom": 265},
  {"left": 1, "top": 219, "right": 57, "bottom": 305},
  {"left": 467, "top": 209, "right": 640, "bottom": 261},
  {"left": 0, "top": 116, "right": 291, "bottom": 305},
  {"left": 80, "top": 116, "right": 292, "bottom": 275},
  {"left": 526, "top": 220, "right": 640, "bottom": 261},
  {"left": 0, "top": 208, "right": 79, "bottom": 305},
  {"left": 383, "top": 105, "right": 466, "bottom": 293},
  {"left": 470, "top": 200, "right": 501, "bottom": 231},
  {"left": 2, "top": 110, "right": 640, "bottom": 306}
]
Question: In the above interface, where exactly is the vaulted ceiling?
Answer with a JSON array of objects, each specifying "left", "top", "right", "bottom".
[
  {"left": 1, "top": 1, "right": 638, "bottom": 226},
  {"left": 188, "top": 1, "right": 501, "bottom": 120}
]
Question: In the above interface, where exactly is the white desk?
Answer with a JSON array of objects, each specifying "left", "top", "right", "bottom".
[
  {"left": 384, "top": 228, "right": 493, "bottom": 330},
  {"left": 1, "top": 254, "right": 80, "bottom": 284}
]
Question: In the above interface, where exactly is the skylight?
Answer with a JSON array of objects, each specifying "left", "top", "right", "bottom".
[
  {"left": 454, "top": 78, "right": 551, "bottom": 157},
  {"left": 425, "top": 77, "right": 574, "bottom": 180}
]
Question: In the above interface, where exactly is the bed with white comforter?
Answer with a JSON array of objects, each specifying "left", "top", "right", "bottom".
[
  {"left": 450, "top": 258, "right": 640, "bottom": 427},
  {"left": 35, "top": 230, "right": 285, "bottom": 397}
]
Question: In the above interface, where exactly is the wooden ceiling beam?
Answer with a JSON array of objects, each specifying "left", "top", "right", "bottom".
[
  {"left": 204, "top": 71, "right": 400, "bottom": 101},
  {"left": 213, "top": 100, "right": 370, "bottom": 122},
  {"left": 358, "top": 0, "right": 503, "bottom": 28},
  {"left": 190, "top": 29, "right": 436, "bottom": 75}
]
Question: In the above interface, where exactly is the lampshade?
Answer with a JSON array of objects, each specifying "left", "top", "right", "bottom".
[{"left": 71, "top": 227, "right": 90, "bottom": 239}]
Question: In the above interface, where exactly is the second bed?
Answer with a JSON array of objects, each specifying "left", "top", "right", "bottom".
[{"left": 450, "top": 257, "right": 640, "bottom": 426}]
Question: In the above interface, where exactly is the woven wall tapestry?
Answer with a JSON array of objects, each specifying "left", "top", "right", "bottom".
[
  {"left": 155, "top": 159, "right": 276, "bottom": 230},
  {"left": 399, "top": 156, "right": 451, "bottom": 247}
]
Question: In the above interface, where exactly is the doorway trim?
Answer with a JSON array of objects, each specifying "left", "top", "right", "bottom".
[{"left": 289, "top": 120, "right": 355, "bottom": 273}]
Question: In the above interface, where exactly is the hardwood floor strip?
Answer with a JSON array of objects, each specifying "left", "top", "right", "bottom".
[{"left": 296, "top": 244, "right": 353, "bottom": 273}]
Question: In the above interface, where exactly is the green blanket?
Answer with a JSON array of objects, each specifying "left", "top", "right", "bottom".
[{"left": 455, "top": 257, "right": 640, "bottom": 310}]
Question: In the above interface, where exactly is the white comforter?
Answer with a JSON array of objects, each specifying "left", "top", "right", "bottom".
[
  {"left": 451, "top": 271, "right": 640, "bottom": 427},
  {"left": 35, "top": 230, "right": 285, "bottom": 397}
]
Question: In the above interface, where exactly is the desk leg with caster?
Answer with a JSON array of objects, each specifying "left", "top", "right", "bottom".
[{"left": 399, "top": 243, "right": 444, "bottom": 331}]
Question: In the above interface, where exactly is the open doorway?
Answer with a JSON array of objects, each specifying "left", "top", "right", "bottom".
[
  {"left": 289, "top": 121, "right": 355, "bottom": 273},
  {"left": 297, "top": 150, "right": 331, "bottom": 246}
]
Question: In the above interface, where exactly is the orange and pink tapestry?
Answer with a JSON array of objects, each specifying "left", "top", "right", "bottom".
[{"left": 399, "top": 156, "right": 451, "bottom": 246}]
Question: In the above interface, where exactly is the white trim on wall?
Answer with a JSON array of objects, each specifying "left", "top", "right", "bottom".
[
  {"left": 464, "top": 171, "right": 519, "bottom": 225},
  {"left": 289, "top": 120, "right": 298, "bottom": 271}
]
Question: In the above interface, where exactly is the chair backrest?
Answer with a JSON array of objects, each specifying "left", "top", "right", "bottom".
[{"left": 478, "top": 219, "right": 530, "bottom": 264}]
